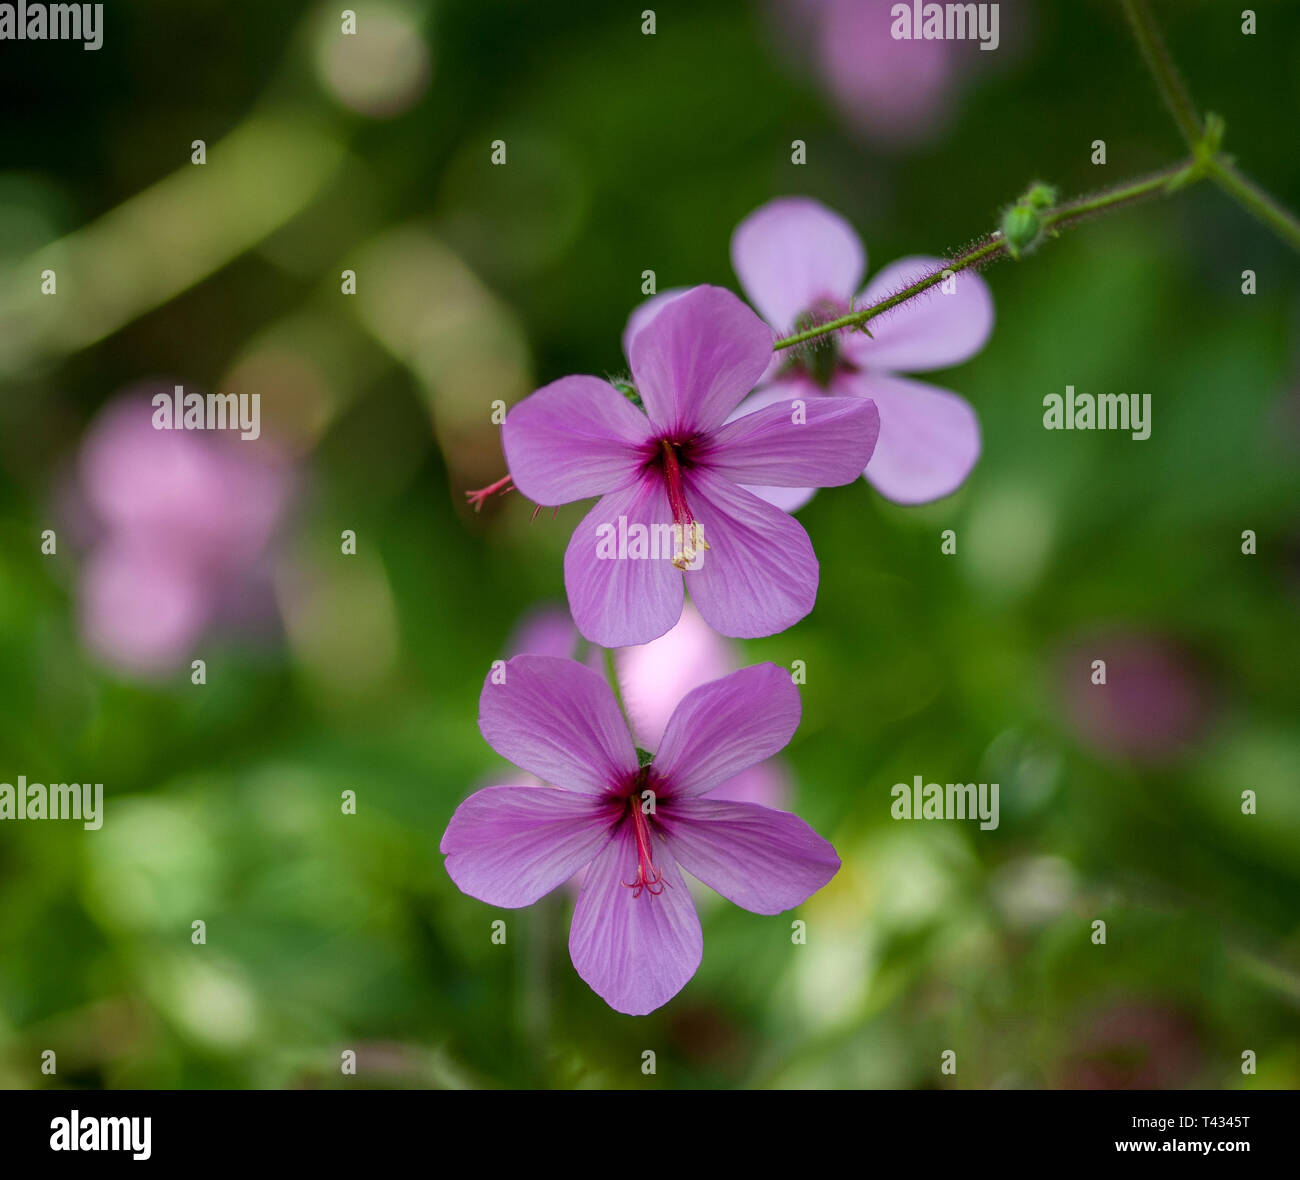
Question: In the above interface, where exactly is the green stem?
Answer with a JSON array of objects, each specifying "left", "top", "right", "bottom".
[
  {"left": 1121, "top": 0, "right": 1300, "bottom": 252},
  {"left": 773, "top": 161, "right": 1198, "bottom": 352},
  {"left": 773, "top": 237, "right": 1002, "bottom": 352},
  {"left": 772, "top": 0, "right": 1300, "bottom": 356},
  {"left": 1120, "top": 0, "right": 1202, "bottom": 149},
  {"left": 602, "top": 646, "right": 630, "bottom": 725},
  {"left": 1207, "top": 159, "right": 1300, "bottom": 252},
  {"left": 1043, "top": 163, "right": 1196, "bottom": 227}
]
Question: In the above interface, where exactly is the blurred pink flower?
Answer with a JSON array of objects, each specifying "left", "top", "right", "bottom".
[
  {"left": 1058, "top": 1003, "right": 1203, "bottom": 1090},
  {"left": 768, "top": 0, "right": 1025, "bottom": 148},
  {"left": 616, "top": 603, "right": 789, "bottom": 808},
  {"left": 507, "top": 606, "right": 595, "bottom": 666},
  {"left": 1057, "top": 632, "right": 1214, "bottom": 763},
  {"left": 74, "top": 394, "right": 292, "bottom": 677}
]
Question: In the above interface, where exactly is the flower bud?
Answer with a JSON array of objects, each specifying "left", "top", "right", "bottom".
[{"left": 1001, "top": 204, "right": 1042, "bottom": 260}]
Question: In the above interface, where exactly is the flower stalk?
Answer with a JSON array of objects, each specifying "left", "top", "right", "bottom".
[{"left": 775, "top": 0, "right": 1300, "bottom": 355}]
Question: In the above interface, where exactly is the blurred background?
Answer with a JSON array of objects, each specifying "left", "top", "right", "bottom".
[{"left": 1, "top": 0, "right": 1298, "bottom": 1089}]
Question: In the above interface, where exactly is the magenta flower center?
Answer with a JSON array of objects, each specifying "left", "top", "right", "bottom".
[
  {"left": 791, "top": 297, "right": 855, "bottom": 388},
  {"left": 648, "top": 436, "right": 710, "bottom": 570}
]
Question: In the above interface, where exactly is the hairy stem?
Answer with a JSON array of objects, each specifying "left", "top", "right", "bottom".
[
  {"left": 1120, "top": 0, "right": 1202, "bottom": 148},
  {"left": 1207, "top": 159, "right": 1300, "bottom": 252},
  {"left": 774, "top": 0, "right": 1300, "bottom": 356},
  {"left": 1121, "top": 0, "right": 1300, "bottom": 250},
  {"left": 773, "top": 162, "right": 1197, "bottom": 352}
]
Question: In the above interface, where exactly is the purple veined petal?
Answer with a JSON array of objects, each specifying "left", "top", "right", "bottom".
[
  {"left": 621, "top": 287, "right": 690, "bottom": 360},
  {"left": 628, "top": 285, "right": 775, "bottom": 435},
  {"left": 660, "top": 797, "right": 839, "bottom": 914},
  {"left": 503, "top": 375, "right": 655, "bottom": 506},
  {"left": 730, "top": 197, "right": 865, "bottom": 333},
  {"left": 705, "top": 394, "right": 879, "bottom": 487},
  {"left": 706, "top": 759, "right": 791, "bottom": 809},
  {"left": 724, "top": 381, "right": 823, "bottom": 511},
  {"left": 848, "top": 371, "right": 981, "bottom": 505},
  {"left": 843, "top": 255, "right": 994, "bottom": 373},
  {"left": 653, "top": 663, "right": 801, "bottom": 799},
  {"left": 478, "top": 654, "right": 638, "bottom": 795},
  {"left": 724, "top": 375, "right": 815, "bottom": 422},
  {"left": 615, "top": 602, "right": 735, "bottom": 750},
  {"left": 568, "top": 818, "right": 702, "bottom": 1015},
  {"left": 440, "top": 785, "right": 620, "bottom": 908},
  {"left": 681, "top": 468, "right": 818, "bottom": 639},
  {"left": 563, "top": 474, "right": 685, "bottom": 647}
]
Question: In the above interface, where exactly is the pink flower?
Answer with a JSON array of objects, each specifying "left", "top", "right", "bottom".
[
  {"left": 777, "top": 0, "right": 962, "bottom": 147},
  {"left": 502, "top": 284, "right": 879, "bottom": 646},
  {"left": 440, "top": 655, "right": 840, "bottom": 1015},
  {"left": 75, "top": 394, "right": 290, "bottom": 677},
  {"left": 731, "top": 197, "right": 994, "bottom": 506}
]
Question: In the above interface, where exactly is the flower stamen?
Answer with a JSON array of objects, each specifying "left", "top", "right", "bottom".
[
  {"left": 465, "top": 473, "right": 515, "bottom": 511},
  {"left": 659, "top": 438, "right": 710, "bottom": 570},
  {"left": 621, "top": 797, "right": 669, "bottom": 899}
]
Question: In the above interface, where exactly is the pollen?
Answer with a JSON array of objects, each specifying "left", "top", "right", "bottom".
[{"left": 658, "top": 438, "right": 710, "bottom": 571}]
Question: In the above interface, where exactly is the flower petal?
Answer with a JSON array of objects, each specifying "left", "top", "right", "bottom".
[
  {"left": 705, "top": 394, "right": 879, "bottom": 487},
  {"left": 731, "top": 197, "right": 865, "bottom": 332},
  {"left": 682, "top": 469, "right": 818, "bottom": 638},
  {"left": 653, "top": 664, "right": 801, "bottom": 798},
  {"left": 568, "top": 818, "right": 702, "bottom": 1015},
  {"left": 564, "top": 476, "right": 685, "bottom": 647},
  {"left": 479, "top": 654, "right": 637, "bottom": 794},
  {"left": 739, "top": 484, "right": 818, "bottom": 513},
  {"left": 503, "top": 375, "right": 654, "bottom": 505},
  {"left": 725, "top": 381, "right": 822, "bottom": 511},
  {"left": 628, "top": 285, "right": 774, "bottom": 434},
  {"left": 707, "top": 760, "right": 791, "bottom": 809},
  {"left": 844, "top": 255, "right": 993, "bottom": 372},
  {"left": 621, "top": 288, "right": 689, "bottom": 360},
  {"left": 614, "top": 614, "right": 793, "bottom": 809},
  {"left": 661, "top": 798, "right": 840, "bottom": 914},
  {"left": 441, "top": 786, "right": 619, "bottom": 907},
  {"left": 850, "top": 371, "right": 981, "bottom": 504},
  {"left": 615, "top": 602, "right": 734, "bottom": 750}
]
